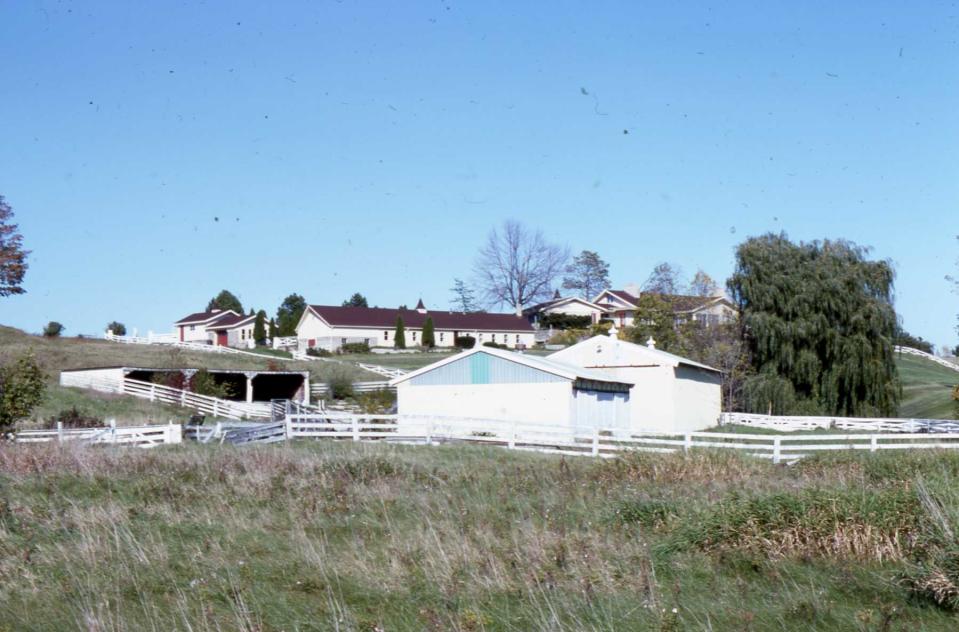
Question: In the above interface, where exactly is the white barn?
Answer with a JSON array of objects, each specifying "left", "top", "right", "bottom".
[
  {"left": 547, "top": 334, "right": 723, "bottom": 433},
  {"left": 389, "top": 347, "right": 632, "bottom": 436}
]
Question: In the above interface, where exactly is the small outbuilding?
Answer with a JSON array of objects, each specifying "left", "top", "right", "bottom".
[
  {"left": 547, "top": 334, "right": 722, "bottom": 433},
  {"left": 389, "top": 347, "right": 632, "bottom": 434}
]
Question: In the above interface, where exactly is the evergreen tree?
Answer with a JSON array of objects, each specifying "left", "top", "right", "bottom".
[
  {"left": 562, "top": 250, "right": 611, "bottom": 299},
  {"left": 253, "top": 310, "right": 267, "bottom": 346},
  {"left": 450, "top": 278, "right": 479, "bottom": 312},
  {"left": 394, "top": 315, "right": 406, "bottom": 349},
  {"left": 276, "top": 294, "right": 306, "bottom": 336},
  {"left": 422, "top": 316, "right": 435, "bottom": 348},
  {"left": 728, "top": 233, "right": 900, "bottom": 416},
  {"left": 43, "top": 321, "right": 64, "bottom": 338},
  {"left": 268, "top": 317, "right": 277, "bottom": 340},
  {"left": 343, "top": 293, "right": 369, "bottom": 308},
  {"left": 206, "top": 290, "right": 243, "bottom": 314},
  {"left": 105, "top": 321, "right": 126, "bottom": 336}
]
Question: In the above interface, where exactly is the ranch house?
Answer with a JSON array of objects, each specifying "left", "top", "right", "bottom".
[
  {"left": 295, "top": 300, "right": 536, "bottom": 352},
  {"left": 173, "top": 309, "right": 256, "bottom": 348}
]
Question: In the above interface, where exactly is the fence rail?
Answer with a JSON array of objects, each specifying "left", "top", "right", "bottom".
[
  {"left": 177, "top": 413, "right": 959, "bottom": 463},
  {"left": 310, "top": 381, "right": 393, "bottom": 397},
  {"left": 719, "top": 412, "right": 959, "bottom": 434},
  {"left": 895, "top": 345, "right": 959, "bottom": 373},
  {"left": 16, "top": 421, "right": 182, "bottom": 448},
  {"left": 60, "top": 372, "right": 273, "bottom": 421}
]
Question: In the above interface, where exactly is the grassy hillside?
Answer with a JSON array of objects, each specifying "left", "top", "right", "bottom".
[
  {"left": 0, "top": 325, "right": 379, "bottom": 426},
  {"left": 897, "top": 353, "right": 959, "bottom": 419},
  {"left": 3, "top": 442, "right": 959, "bottom": 630}
]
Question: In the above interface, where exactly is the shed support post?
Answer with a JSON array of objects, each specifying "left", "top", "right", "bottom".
[{"left": 245, "top": 376, "right": 254, "bottom": 403}]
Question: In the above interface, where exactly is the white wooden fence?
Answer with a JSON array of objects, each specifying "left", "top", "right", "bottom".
[
  {"left": 896, "top": 345, "right": 959, "bottom": 373},
  {"left": 103, "top": 332, "right": 307, "bottom": 363},
  {"left": 179, "top": 413, "right": 959, "bottom": 463},
  {"left": 60, "top": 371, "right": 273, "bottom": 420},
  {"left": 16, "top": 421, "right": 182, "bottom": 448},
  {"left": 310, "top": 381, "right": 393, "bottom": 398},
  {"left": 719, "top": 412, "right": 959, "bottom": 434}
]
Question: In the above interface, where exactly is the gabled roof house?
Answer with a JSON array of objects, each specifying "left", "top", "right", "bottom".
[
  {"left": 173, "top": 309, "right": 257, "bottom": 348},
  {"left": 296, "top": 300, "right": 536, "bottom": 351}
]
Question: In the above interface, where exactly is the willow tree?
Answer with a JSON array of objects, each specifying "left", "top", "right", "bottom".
[{"left": 728, "top": 233, "right": 900, "bottom": 416}]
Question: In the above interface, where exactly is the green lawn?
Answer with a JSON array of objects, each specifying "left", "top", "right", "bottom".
[
  {"left": 2, "top": 442, "right": 959, "bottom": 630},
  {"left": 897, "top": 353, "right": 959, "bottom": 419},
  {"left": 342, "top": 350, "right": 458, "bottom": 371}
]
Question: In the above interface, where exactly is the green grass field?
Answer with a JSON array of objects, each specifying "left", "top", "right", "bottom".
[
  {"left": 0, "top": 325, "right": 380, "bottom": 427},
  {"left": 3, "top": 442, "right": 959, "bottom": 630},
  {"left": 897, "top": 353, "right": 959, "bottom": 419}
]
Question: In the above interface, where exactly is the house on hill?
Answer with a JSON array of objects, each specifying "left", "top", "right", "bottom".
[
  {"left": 389, "top": 346, "right": 632, "bottom": 435},
  {"left": 548, "top": 332, "right": 723, "bottom": 433},
  {"left": 295, "top": 300, "right": 536, "bottom": 352},
  {"left": 173, "top": 309, "right": 256, "bottom": 348},
  {"left": 522, "top": 291, "right": 606, "bottom": 329},
  {"left": 592, "top": 284, "right": 736, "bottom": 329}
]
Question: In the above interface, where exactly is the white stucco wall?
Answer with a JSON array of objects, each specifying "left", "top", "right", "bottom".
[
  {"left": 396, "top": 381, "right": 573, "bottom": 426},
  {"left": 179, "top": 324, "right": 213, "bottom": 343}
]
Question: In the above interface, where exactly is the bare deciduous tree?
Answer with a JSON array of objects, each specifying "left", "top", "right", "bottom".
[
  {"left": 642, "top": 262, "right": 683, "bottom": 295},
  {"left": 474, "top": 221, "right": 569, "bottom": 314},
  {"left": 688, "top": 269, "right": 720, "bottom": 297}
]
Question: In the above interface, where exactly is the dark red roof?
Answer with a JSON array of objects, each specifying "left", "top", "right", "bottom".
[
  {"left": 174, "top": 310, "right": 237, "bottom": 325},
  {"left": 208, "top": 313, "right": 256, "bottom": 330},
  {"left": 308, "top": 305, "right": 533, "bottom": 332}
]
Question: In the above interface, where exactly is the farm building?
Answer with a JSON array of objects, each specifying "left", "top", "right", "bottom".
[
  {"left": 547, "top": 333, "right": 722, "bottom": 433},
  {"left": 60, "top": 366, "right": 311, "bottom": 404},
  {"left": 389, "top": 347, "right": 632, "bottom": 435},
  {"left": 296, "top": 300, "right": 536, "bottom": 352}
]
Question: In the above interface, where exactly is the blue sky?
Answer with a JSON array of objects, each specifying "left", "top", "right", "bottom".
[{"left": 1, "top": 1, "right": 957, "bottom": 346}]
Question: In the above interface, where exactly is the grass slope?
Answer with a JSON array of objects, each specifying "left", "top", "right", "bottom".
[
  {"left": 0, "top": 325, "right": 379, "bottom": 426},
  {"left": 897, "top": 354, "right": 959, "bottom": 419},
  {"left": 2, "top": 442, "right": 959, "bottom": 630}
]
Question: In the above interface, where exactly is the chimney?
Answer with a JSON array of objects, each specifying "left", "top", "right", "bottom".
[
  {"left": 415, "top": 298, "right": 427, "bottom": 314},
  {"left": 646, "top": 336, "right": 656, "bottom": 349}
]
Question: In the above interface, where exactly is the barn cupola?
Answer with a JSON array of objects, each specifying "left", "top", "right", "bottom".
[{"left": 415, "top": 298, "right": 427, "bottom": 314}]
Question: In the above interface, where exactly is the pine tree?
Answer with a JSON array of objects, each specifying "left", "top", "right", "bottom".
[
  {"left": 206, "top": 290, "right": 243, "bottom": 314},
  {"left": 422, "top": 316, "right": 435, "bottom": 348},
  {"left": 268, "top": 318, "right": 277, "bottom": 340},
  {"left": 394, "top": 315, "right": 406, "bottom": 349},
  {"left": 253, "top": 310, "right": 267, "bottom": 346}
]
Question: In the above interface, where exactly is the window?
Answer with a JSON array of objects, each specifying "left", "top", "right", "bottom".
[
  {"left": 516, "top": 334, "right": 520, "bottom": 343},
  {"left": 492, "top": 334, "right": 497, "bottom": 342},
  {"left": 190, "top": 325, "right": 195, "bottom": 331},
  {"left": 341, "top": 338, "right": 347, "bottom": 344},
  {"left": 384, "top": 330, "right": 389, "bottom": 340},
  {"left": 439, "top": 332, "right": 444, "bottom": 342},
  {"left": 241, "top": 330, "right": 245, "bottom": 340},
  {"left": 412, "top": 331, "right": 417, "bottom": 341}
]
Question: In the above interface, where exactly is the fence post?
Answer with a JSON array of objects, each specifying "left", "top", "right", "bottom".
[
  {"left": 110, "top": 419, "right": 117, "bottom": 444},
  {"left": 352, "top": 416, "right": 360, "bottom": 442},
  {"left": 213, "top": 399, "right": 219, "bottom": 417},
  {"left": 150, "top": 384, "right": 156, "bottom": 402},
  {"left": 508, "top": 419, "right": 516, "bottom": 450},
  {"left": 426, "top": 417, "right": 433, "bottom": 445},
  {"left": 773, "top": 438, "right": 781, "bottom": 465},
  {"left": 57, "top": 421, "right": 63, "bottom": 443},
  {"left": 683, "top": 433, "right": 692, "bottom": 453},
  {"left": 285, "top": 416, "right": 294, "bottom": 441},
  {"left": 591, "top": 427, "right": 600, "bottom": 457},
  {"left": 870, "top": 435, "right": 878, "bottom": 452}
]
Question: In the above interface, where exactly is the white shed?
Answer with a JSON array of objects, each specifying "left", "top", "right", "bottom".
[
  {"left": 389, "top": 347, "right": 632, "bottom": 436},
  {"left": 547, "top": 335, "right": 723, "bottom": 433}
]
